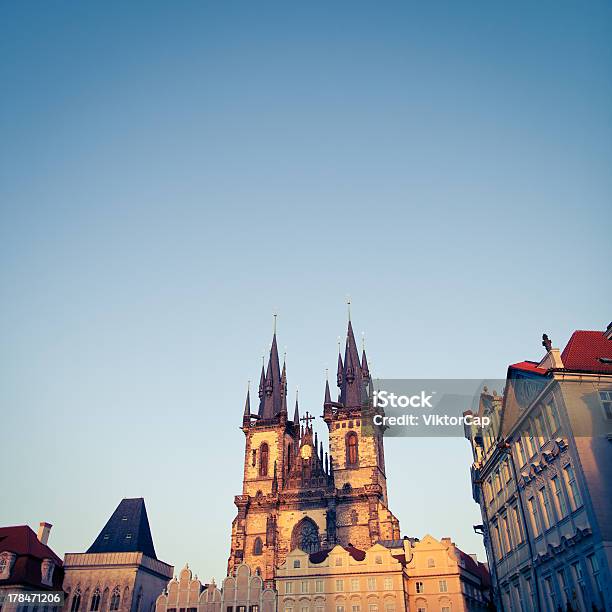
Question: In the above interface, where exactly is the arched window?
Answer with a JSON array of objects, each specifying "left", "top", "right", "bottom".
[
  {"left": 346, "top": 432, "right": 359, "bottom": 466},
  {"left": 109, "top": 588, "right": 121, "bottom": 611},
  {"left": 350, "top": 510, "right": 358, "bottom": 525},
  {"left": 253, "top": 537, "right": 263, "bottom": 556},
  {"left": 259, "top": 443, "right": 269, "bottom": 477},
  {"left": 291, "top": 518, "right": 320, "bottom": 553},
  {"left": 71, "top": 589, "right": 82, "bottom": 612},
  {"left": 90, "top": 589, "right": 101, "bottom": 612},
  {"left": 255, "top": 567, "right": 261, "bottom": 576}
]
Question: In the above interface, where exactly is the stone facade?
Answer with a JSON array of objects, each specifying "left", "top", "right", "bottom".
[
  {"left": 228, "top": 320, "right": 400, "bottom": 585},
  {"left": 63, "top": 552, "right": 173, "bottom": 612},
  {"left": 62, "top": 499, "right": 173, "bottom": 612}
]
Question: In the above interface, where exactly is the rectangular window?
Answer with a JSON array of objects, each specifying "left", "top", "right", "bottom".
[
  {"left": 375, "top": 555, "right": 383, "bottom": 565},
  {"left": 599, "top": 390, "right": 612, "bottom": 419},
  {"left": 350, "top": 579, "right": 359, "bottom": 592},
  {"left": 439, "top": 579, "right": 448, "bottom": 593},
  {"left": 285, "top": 583, "right": 293, "bottom": 594},
  {"left": 336, "top": 607, "right": 344, "bottom": 612},
  {"left": 316, "top": 607, "right": 324, "bottom": 612},
  {"left": 544, "top": 577, "right": 556, "bottom": 612},
  {"left": 315, "top": 580, "right": 324, "bottom": 593},
  {"left": 384, "top": 606, "right": 394, "bottom": 612},
  {"left": 351, "top": 606, "right": 360, "bottom": 612},
  {"left": 383, "top": 577, "right": 392, "bottom": 590},
  {"left": 546, "top": 401, "right": 560, "bottom": 434},
  {"left": 511, "top": 505, "right": 523, "bottom": 544},
  {"left": 367, "top": 577, "right": 376, "bottom": 591},
  {"left": 417, "top": 609, "right": 426, "bottom": 612},
  {"left": 528, "top": 497, "right": 540, "bottom": 536},
  {"left": 539, "top": 486, "right": 552, "bottom": 530},
  {"left": 368, "top": 605, "right": 377, "bottom": 612},
  {"left": 301, "top": 581, "right": 309, "bottom": 594},
  {"left": 493, "top": 470, "right": 501, "bottom": 494},
  {"left": 563, "top": 464, "right": 583, "bottom": 510},
  {"left": 515, "top": 439, "right": 527, "bottom": 466},
  {"left": 301, "top": 607, "right": 308, "bottom": 612},
  {"left": 502, "top": 459, "right": 511, "bottom": 483},
  {"left": 527, "top": 422, "right": 538, "bottom": 456},
  {"left": 441, "top": 608, "right": 450, "bottom": 612},
  {"left": 335, "top": 579, "right": 344, "bottom": 593},
  {"left": 551, "top": 475, "right": 567, "bottom": 518},
  {"left": 489, "top": 522, "right": 500, "bottom": 560},
  {"left": 415, "top": 581, "right": 424, "bottom": 594},
  {"left": 494, "top": 523, "right": 503, "bottom": 559},
  {"left": 502, "top": 514, "right": 513, "bottom": 552},
  {"left": 293, "top": 560, "right": 301, "bottom": 569},
  {"left": 335, "top": 556, "right": 343, "bottom": 566},
  {"left": 249, "top": 607, "right": 258, "bottom": 612}
]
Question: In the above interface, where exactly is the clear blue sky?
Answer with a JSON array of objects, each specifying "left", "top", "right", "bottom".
[{"left": 1, "top": 1, "right": 611, "bottom": 581}]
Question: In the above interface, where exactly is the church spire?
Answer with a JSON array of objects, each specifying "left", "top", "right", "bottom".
[
  {"left": 293, "top": 389, "right": 300, "bottom": 425},
  {"left": 324, "top": 378, "right": 332, "bottom": 405},
  {"left": 339, "top": 319, "right": 366, "bottom": 408},
  {"left": 243, "top": 383, "right": 251, "bottom": 427},
  {"left": 258, "top": 324, "right": 283, "bottom": 419},
  {"left": 361, "top": 348, "right": 370, "bottom": 380}
]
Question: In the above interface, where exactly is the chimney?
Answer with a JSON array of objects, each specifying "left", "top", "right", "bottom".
[{"left": 37, "top": 522, "right": 52, "bottom": 546}]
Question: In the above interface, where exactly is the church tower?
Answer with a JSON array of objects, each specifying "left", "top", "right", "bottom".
[{"left": 228, "top": 317, "right": 400, "bottom": 587}]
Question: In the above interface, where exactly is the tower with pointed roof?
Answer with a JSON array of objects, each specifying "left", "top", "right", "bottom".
[
  {"left": 62, "top": 498, "right": 173, "bottom": 612},
  {"left": 228, "top": 317, "right": 400, "bottom": 587}
]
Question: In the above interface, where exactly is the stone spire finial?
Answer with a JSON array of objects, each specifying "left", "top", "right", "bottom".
[{"left": 542, "top": 334, "right": 553, "bottom": 352}]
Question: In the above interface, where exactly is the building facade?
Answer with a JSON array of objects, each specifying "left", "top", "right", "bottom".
[
  {"left": 0, "top": 522, "right": 64, "bottom": 611},
  {"left": 228, "top": 319, "right": 401, "bottom": 585},
  {"left": 276, "top": 543, "right": 408, "bottom": 612},
  {"left": 155, "top": 563, "right": 276, "bottom": 612},
  {"left": 62, "top": 498, "right": 173, "bottom": 612},
  {"left": 404, "top": 535, "right": 491, "bottom": 612},
  {"left": 276, "top": 537, "right": 490, "bottom": 612},
  {"left": 465, "top": 324, "right": 612, "bottom": 611}
]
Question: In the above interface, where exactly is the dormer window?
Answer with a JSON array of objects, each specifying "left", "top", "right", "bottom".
[
  {"left": 0, "top": 552, "right": 16, "bottom": 580},
  {"left": 41, "top": 558, "right": 55, "bottom": 586}
]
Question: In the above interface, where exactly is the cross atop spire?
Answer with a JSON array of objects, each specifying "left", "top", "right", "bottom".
[{"left": 300, "top": 411, "right": 314, "bottom": 431}]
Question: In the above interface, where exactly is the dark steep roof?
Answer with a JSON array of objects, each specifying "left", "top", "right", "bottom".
[{"left": 87, "top": 498, "right": 157, "bottom": 559}]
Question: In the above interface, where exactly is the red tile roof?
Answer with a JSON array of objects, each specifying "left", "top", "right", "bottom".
[
  {"left": 0, "top": 526, "right": 64, "bottom": 590},
  {"left": 509, "top": 361, "right": 548, "bottom": 376},
  {"left": 0, "top": 526, "right": 62, "bottom": 565},
  {"left": 561, "top": 330, "right": 612, "bottom": 374}
]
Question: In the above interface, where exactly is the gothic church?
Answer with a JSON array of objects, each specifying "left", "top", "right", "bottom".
[{"left": 228, "top": 318, "right": 401, "bottom": 585}]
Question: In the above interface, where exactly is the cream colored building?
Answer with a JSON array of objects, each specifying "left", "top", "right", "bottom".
[
  {"left": 155, "top": 563, "right": 276, "bottom": 612},
  {"left": 275, "top": 538, "right": 490, "bottom": 612},
  {"left": 276, "top": 544, "right": 408, "bottom": 612},
  {"left": 404, "top": 535, "right": 490, "bottom": 612}
]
